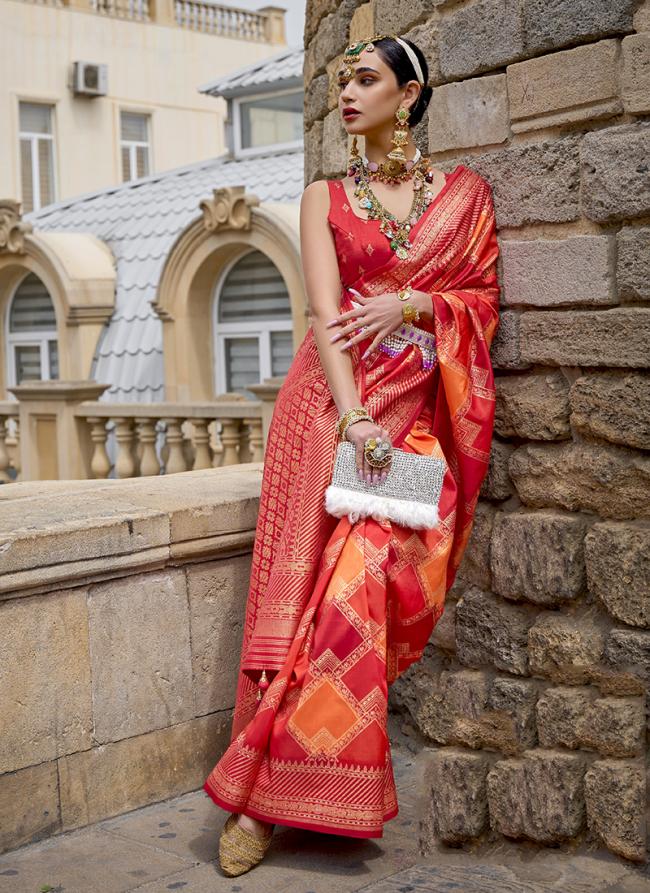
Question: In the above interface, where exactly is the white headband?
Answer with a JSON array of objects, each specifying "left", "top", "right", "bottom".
[{"left": 393, "top": 37, "right": 425, "bottom": 86}]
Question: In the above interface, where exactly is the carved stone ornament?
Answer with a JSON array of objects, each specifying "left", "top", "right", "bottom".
[
  {"left": 0, "top": 200, "right": 33, "bottom": 254},
  {"left": 200, "top": 185, "right": 260, "bottom": 233}
]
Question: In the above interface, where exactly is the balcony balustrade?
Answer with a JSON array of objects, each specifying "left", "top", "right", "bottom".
[
  {"left": 0, "top": 378, "right": 282, "bottom": 483},
  {"left": 15, "top": 0, "right": 285, "bottom": 40}
]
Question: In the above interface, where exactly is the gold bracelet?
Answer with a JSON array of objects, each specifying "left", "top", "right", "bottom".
[
  {"left": 340, "top": 413, "right": 374, "bottom": 440},
  {"left": 402, "top": 302, "right": 420, "bottom": 324},
  {"left": 337, "top": 406, "right": 370, "bottom": 438},
  {"left": 337, "top": 407, "right": 366, "bottom": 436}
]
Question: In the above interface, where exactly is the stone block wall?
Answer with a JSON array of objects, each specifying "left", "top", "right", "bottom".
[
  {"left": 0, "top": 466, "right": 260, "bottom": 854},
  {"left": 304, "top": 0, "right": 649, "bottom": 864}
]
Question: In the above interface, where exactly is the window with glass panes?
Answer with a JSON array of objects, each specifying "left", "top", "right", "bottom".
[
  {"left": 214, "top": 250, "right": 293, "bottom": 398},
  {"left": 19, "top": 102, "right": 56, "bottom": 213},
  {"left": 120, "top": 111, "right": 150, "bottom": 182},
  {"left": 7, "top": 273, "right": 59, "bottom": 389},
  {"left": 237, "top": 90, "right": 302, "bottom": 151}
]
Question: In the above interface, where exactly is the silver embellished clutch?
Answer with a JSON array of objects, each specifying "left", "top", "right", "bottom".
[{"left": 324, "top": 440, "right": 446, "bottom": 530}]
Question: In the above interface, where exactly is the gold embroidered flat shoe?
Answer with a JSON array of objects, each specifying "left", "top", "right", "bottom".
[{"left": 218, "top": 813, "right": 274, "bottom": 877}]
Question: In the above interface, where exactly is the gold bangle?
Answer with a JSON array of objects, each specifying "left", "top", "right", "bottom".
[
  {"left": 397, "top": 284, "right": 413, "bottom": 302},
  {"left": 341, "top": 414, "right": 374, "bottom": 440},
  {"left": 337, "top": 407, "right": 366, "bottom": 434},
  {"left": 337, "top": 406, "right": 370, "bottom": 437}
]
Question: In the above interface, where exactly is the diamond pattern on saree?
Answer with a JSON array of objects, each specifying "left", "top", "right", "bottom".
[{"left": 289, "top": 678, "right": 359, "bottom": 753}]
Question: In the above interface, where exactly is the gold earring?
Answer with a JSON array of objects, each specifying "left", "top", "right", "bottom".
[
  {"left": 386, "top": 105, "right": 410, "bottom": 163},
  {"left": 347, "top": 134, "right": 362, "bottom": 171}
]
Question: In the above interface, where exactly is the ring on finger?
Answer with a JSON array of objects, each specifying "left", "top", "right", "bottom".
[{"left": 363, "top": 437, "right": 392, "bottom": 469}]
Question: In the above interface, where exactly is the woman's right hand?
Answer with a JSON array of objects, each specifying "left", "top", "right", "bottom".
[{"left": 345, "top": 420, "right": 392, "bottom": 485}]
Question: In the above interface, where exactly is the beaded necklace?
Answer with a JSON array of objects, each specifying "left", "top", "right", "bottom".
[{"left": 348, "top": 148, "right": 440, "bottom": 260}]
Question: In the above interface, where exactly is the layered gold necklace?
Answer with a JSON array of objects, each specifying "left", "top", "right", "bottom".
[{"left": 348, "top": 137, "right": 440, "bottom": 260}]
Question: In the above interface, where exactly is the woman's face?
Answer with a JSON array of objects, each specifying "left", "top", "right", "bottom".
[{"left": 337, "top": 47, "right": 420, "bottom": 136}]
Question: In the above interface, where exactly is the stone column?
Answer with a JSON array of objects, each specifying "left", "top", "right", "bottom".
[
  {"left": 64, "top": 0, "right": 94, "bottom": 10},
  {"left": 247, "top": 376, "right": 282, "bottom": 450},
  {"left": 258, "top": 6, "right": 287, "bottom": 44},
  {"left": 8, "top": 380, "right": 110, "bottom": 481},
  {"left": 149, "top": 0, "right": 176, "bottom": 26}
]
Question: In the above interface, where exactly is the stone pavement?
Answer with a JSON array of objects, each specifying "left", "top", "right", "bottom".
[{"left": 1, "top": 743, "right": 648, "bottom": 893}]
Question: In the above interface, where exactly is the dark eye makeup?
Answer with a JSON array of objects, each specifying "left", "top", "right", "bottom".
[{"left": 338, "top": 76, "right": 375, "bottom": 88}]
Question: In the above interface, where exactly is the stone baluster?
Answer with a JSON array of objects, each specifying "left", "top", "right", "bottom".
[
  {"left": 0, "top": 418, "right": 11, "bottom": 483},
  {"left": 181, "top": 422, "right": 195, "bottom": 470},
  {"left": 219, "top": 418, "right": 241, "bottom": 466},
  {"left": 191, "top": 418, "right": 212, "bottom": 470},
  {"left": 164, "top": 418, "right": 187, "bottom": 474},
  {"left": 113, "top": 417, "right": 137, "bottom": 479},
  {"left": 86, "top": 416, "right": 111, "bottom": 479},
  {"left": 8, "top": 418, "right": 20, "bottom": 480},
  {"left": 137, "top": 418, "right": 160, "bottom": 476},
  {"left": 246, "top": 417, "right": 264, "bottom": 463},
  {"left": 238, "top": 421, "right": 252, "bottom": 463},
  {"left": 211, "top": 422, "right": 222, "bottom": 467}
]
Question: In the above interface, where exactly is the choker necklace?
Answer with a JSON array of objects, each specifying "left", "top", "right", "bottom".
[
  {"left": 348, "top": 134, "right": 430, "bottom": 184},
  {"left": 362, "top": 147, "right": 423, "bottom": 183},
  {"left": 347, "top": 138, "right": 440, "bottom": 259}
]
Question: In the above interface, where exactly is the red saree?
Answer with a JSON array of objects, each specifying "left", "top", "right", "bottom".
[{"left": 203, "top": 164, "right": 500, "bottom": 838}]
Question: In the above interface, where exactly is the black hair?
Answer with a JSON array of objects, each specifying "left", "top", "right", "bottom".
[{"left": 373, "top": 37, "right": 432, "bottom": 128}]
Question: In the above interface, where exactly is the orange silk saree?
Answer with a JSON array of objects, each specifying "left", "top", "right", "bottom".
[{"left": 203, "top": 164, "right": 500, "bottom": 837}]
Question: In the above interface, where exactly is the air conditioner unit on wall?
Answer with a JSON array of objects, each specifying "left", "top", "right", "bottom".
[{"left": 72, "top": 62, "right": 108, "bottom": 97}]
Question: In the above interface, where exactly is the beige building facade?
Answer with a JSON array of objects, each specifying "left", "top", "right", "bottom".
[
  {"left": 0, "top": 43, "right": 306, "bottom": 483},
  {"left": 0, "top": 0, "right": 287, "bottom": 210}
]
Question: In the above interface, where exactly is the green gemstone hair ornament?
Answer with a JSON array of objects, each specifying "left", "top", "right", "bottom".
[
  {"left": 342, "top": 34, "right": 390, "bottom": 65},
  {"left": 341, "top": 34, "right": 427, "bottom": 86},
  {"left": 345, "top": 41, "right": 366, "bottom": 56}
]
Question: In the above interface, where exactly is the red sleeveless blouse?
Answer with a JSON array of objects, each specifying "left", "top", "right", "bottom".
[{"left": 325, "top": 179, "right": 397, "bottom": 290}]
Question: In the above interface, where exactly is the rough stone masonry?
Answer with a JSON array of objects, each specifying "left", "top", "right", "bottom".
[{"left": 305, "top": 0, "right": 650, "bottom": 865}]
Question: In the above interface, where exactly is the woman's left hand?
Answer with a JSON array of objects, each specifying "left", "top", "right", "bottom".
[{"left": 325, "top": 289, "right": 405, "bottom": 359}]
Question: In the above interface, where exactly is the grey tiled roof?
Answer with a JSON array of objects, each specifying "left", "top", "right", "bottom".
[
  {"left": 198, "top": 44, "right": 304, "bottom": 98},
  {"left": 25, "top": 149, "right": 304, "bottom": 402}
]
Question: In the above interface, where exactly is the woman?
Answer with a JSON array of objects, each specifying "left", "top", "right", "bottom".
[{"left": 203, "top": 33, "right": 500, "bottom": 875}]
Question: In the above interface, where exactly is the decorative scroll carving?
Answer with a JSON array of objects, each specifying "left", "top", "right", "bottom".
[
  {"left": 200, "top": 185, "right": 260, "bottom": 232},
  {"left": 0, "top": 200, "right": 33, "bottom": 254}
]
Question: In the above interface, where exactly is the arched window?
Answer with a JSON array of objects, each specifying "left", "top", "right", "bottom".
[
  {"left": 6, "top": 272, "right": 59, "bottom": 389},
  {"left": 213, "top": 249, "right": 293, "bottom": 398}
]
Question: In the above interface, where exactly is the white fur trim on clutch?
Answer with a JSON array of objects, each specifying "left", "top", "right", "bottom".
[{"left": 324, "top": 484, "right": 440, "bottom": 529}]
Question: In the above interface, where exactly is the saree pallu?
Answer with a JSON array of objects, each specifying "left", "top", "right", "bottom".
[{"left": 204, "top": 164, "right": 500, "bottom": 837}]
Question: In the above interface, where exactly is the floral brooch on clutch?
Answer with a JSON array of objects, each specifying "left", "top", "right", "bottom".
[{"left": 324, "top": 441, "right": 446, "bottom": 529}]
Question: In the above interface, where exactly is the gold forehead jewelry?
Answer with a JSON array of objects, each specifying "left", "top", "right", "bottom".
[{"left": 340, "top": 35, "right": 426, "bottom": 86}]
